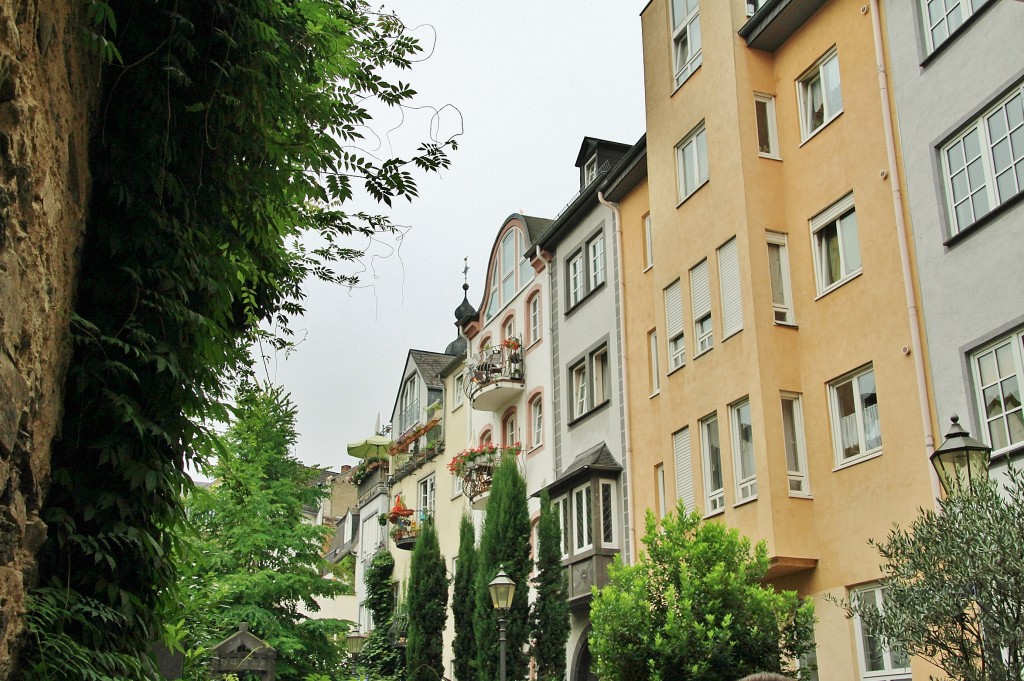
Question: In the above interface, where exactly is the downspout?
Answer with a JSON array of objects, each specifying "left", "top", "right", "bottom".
[
  {"left": 869, "top": 0, "right": 941, "bottom": 504},
  {"left": 598, "top": 191, "right": 634, "bottom": 564}
]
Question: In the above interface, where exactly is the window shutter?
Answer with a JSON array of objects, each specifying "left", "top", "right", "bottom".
[
  {"left": 690, "top": 259, "right": 711, "bottom": 318},
  {"left": 673, "top": 428, "right": 694, "bottom": 512},
  {"left": 664, "top": 280, "right": 684, "bottom": 337},
  {"left": 718, "top": 237, "right": 742, "bottom": 336}
]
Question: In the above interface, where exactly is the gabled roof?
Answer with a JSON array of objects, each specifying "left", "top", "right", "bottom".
[
  {"left": 542, "top": 442, "right": 622, "bottom": 496},
  {"left": 409, "top": 350, "right": 451, "bottom": 389},
  {"left": 601, "top": 134, "right": 647, "bottom": 203},
  {"left": 521, "top": 214, "right": 554, "bottom": 247}
]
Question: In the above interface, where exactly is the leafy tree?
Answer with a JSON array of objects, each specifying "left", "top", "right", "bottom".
[
  {"left": 531, "top": 491, "right": 570, "bottom": 681},
  {"left": 172, "top": 382, "right": 348, "bottom": 680},
  {"left": 452, "top": 514, "right": 477, "bottom": 681},
  {"left": 843, "top": 468, "right": 1024, "bottom": 681},
  {"left": 474, "top": 454, "right": 532, "bottom": 681},
  {"left": 406, "top": 520, "right": 448, "bottom": 681},
  {"left": 361, "top": 549, "right": 405, "bottom": 681},
  {"left": 27, "top": 0, "right": 456, "bottom": 674},
  {"left": 590, "top": 503, "right": 815, "bottom": 681}
]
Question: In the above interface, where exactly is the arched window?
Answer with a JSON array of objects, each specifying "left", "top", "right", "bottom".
[
  {"left": 479, "top": 427, "right": 493, "bottom": 446},
  {"left": 485, "top": 226, "right": 535, "bottom": 321},
  {"left": 529, "top": 394, "right": 543, "bottom": 449},
  {"left": 501, "top": 408, "right": 517, "bottom": 448}
]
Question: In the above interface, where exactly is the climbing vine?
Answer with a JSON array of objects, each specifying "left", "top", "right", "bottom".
[{"left": 23, "top": 0, "right": 456, "bottom": 676}]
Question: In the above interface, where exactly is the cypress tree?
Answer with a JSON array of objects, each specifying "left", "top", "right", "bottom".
[
  {"left": 406, "top": 519, "right": 448, "bottom": 681},
  {"left": 474, "top": 453, "right": 531, "bottom": 681},
  {"left": 452, "top": 514, "right": 478, "bottom": 681},
  {"left": 532, "top": 491, "right": 570, "bottom": 681}
]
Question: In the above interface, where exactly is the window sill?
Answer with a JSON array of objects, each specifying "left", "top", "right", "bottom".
[
  {"left": 693, "top": 347, "right": 713, "bottom": 360},
  {"left": 670, "top": 61, "right": 702, "bottom": 97},
  {"left": 526, "top": 338, "right": 542, "bottom": 353},
  {"left": 788, "top": 492, "right": 813, "bottom": 500},
  {"left": 526, "top": 443, "right": 544, "bottom": 457},
  {"left": 733, "top": 495, "right": 758, "bottom": 508},
  {"left": 943, "top": 188, "right": 1024, "bottom": 248},
  {"left": 920, "top": 0, "right": 997, "bottom": 68},
  {"left": 675, "top": 178, "right": 709, "bottom": 209},
  {"left": 798, "top": 110, "right": 843, "bottom": 148},
  {"left": 703, "top": 507, "right": 725, "bottom": 520},
  {"left": 774, "top": 321, "right": 798, "bottom": 329},
  {"left": 758, "top": 152, "right": 782, "bottom": 161},
  {"left": 452, "top": 403, "right": 464, "bottom": 412},
  {"left": 643, "top": 264, "right": 653, "bottom": 273},
  {"left": 988, "top": 443, "right": 1024, "bottom": 464},
  {"left": 667, "top": 364, "right": 685, "bottom": 378},
  {"left": 649, "top": 389, "right": 661, "bottom": 399},
  {"left": 722, "top": 328, "right": 742, "bottom": 343},
  {"left": 833, "top": 448, "right": 883, "bottom": 472},
  {"left": 567, "top": 398, "right": 611, "bottom": 428},
  {"left": 814, "top": 269, "right": 862, "bottom": 301},
  {"left": 565, "top": 281, "right": 607, "bottom": 319}
]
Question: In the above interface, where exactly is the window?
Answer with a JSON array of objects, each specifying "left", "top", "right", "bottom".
[
  {"left": 656, "top": 464, "right": 667, "bottom": 518},
  {"left": 643, "top": 214, "right": 654, "bottom": 269},
  {"left": 676, "top": 123, "right": 709, "bottom": 201},
  {"left": 554, "top": 495, "right": 569, "bottom": 559},
  {"left": 418, "top": 475, "right": 436, "bottom": 514},
  {"left": 589, "top": 233, "right": 606, "bottom": 289},
  {"left": 811, "top": 193, "right": 861, "bottom": 294},
  {"left": 798, "top": 634, "right": 820, "bottom": 681},
  {"left": 717, "top": 237, "right": 742, "bottom": 338},
  {"left": 673, "top": 427, "right": 695, "bottom": 512},
  {"left": 852, "top": 586, "right": 911, "bottom": 681},
  {"left": 746, "top": 0, "right": 769, "bottom": 16},
  {"left": 754, "top": 94, "right": 779, "bottom": 158},
  {"left": 690, "top": 259, "right": 713, "bottom": 355},
  {"left": 782, "top": 394, "right": 811, "bottom": 496},
  {"left": 454, "top": 373, "right": 465, "bottom": 407},
  {"left": 700, "top": 414, "right": 724, "bottom": 513},
  {"left": 922, "top": 0, "right": 990, "bottom": 52},
  {"left": 528, "top": 294, "right": 541, "bottom": 344},
  {"left": 569, "top": 345, "right": 611, "bottom": 421},
  {"left": 503, "top": 316, "right": 515, "bottom": 342},
  {"left": 399, "top": 374, "right": 419, "bottom": 433},
  {"left": 568, "top": 253, "right": 584, "bottom": 307},
  {"left": 530, "top": 395, "right": 544, "bottom": 449},
  {"left": 670, "top": 0, "right": 701, "bottom": 88},
  {"left": 485, "top": 227, "right": 533, "bottom": 320},
  {"left": 971, "top": 331, "right": 1024, "bottom": 455},
  {"left": 731, "top": 399, "right": 756, "bottom": 501},
  {"left": 664, "top": 280, "right": 686, "bottom": 371},
  {"left": 798, "top": 48, "right": 842, "bottom": 140},
  {"left": 599, "top": 480, "right": 617, "bottom": 547},
  {"left": 766, "top": 232, "right": 795, "bottom": 324},
  {"left": 573, "top": 483, "right": 594, "bottom": 552},
  {"left": 648, "top": 330, "right": 661, "bottom": 394},
  {"left": 942, "top": 83, "right": 1024, "bottom": 235},
  {"left": 502, "top": 411, "right": 517, "bottom": 447},
  {"left": 584, "top": 156, "right": 598, "bottom": 185},
  {"left": 830, "top": 365, "right": 882, "bottom": 466}
]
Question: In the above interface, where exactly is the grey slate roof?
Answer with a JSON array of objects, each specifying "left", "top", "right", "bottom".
[
  {"left": 520, "top": 215, "right": 554, "bottom": 248},
  {"left": 543, "top": 442, "right": 622, "bottom": 495},
  {"left": 409, "top": 349, "right": 452, "bottom": 389}
]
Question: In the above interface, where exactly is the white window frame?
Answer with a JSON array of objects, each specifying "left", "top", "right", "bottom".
[
  {"left": 851, "top": 585, "right": 912, "bottom": 681},
  {"left": 829, "top": 364, "right": 883, "bottom": 467},
  {"left": 746, "top": 0, "right": 769, "bottom": 17},
  {"left": 599, "top": 479, "right": 618, "bottom": 548},
  {"left": 643, "top": 214, "right": 654, "bottom": 270},
  {"left": 730, "top": 398, "right": 757, "bottom": 502},
  {"left": 676, "top": 122, "right": 709, "bottom": 202},
  {"left": 656, "top": 463, "right": 667, "bottom": 518},
  {"left": 690, "top": 259, "right": 713, "bottom": 356},
  {"left": 572, "top": 483, "right": 594, "bottom": 553},
  {"left": 754, "top": 93, "right": 780, "bottom": 159},
  {"left": 941, "top": 83, "right": 1024, "bottom": 235},
  {"left": 503, "top": 316, "right": 515, "bottom": 343},
  {"left": 970, "top": 330, "right": 1024, "bottom": 456},
  {"left": 569, "top": 345, "right": 611, "bottom": 421},
  {"left": 593, "top": 349, "right": 609, "bottom": 405},
  {"left": 568, "top": 253, "right": 584, "bottom": 307},
  {"left": 453, "top": 373, "right": 465, "bottom": 407},
  {"left": 530, "top": 395, "right": 544, "bottom": 449},
  {"left": 665, "top": 280, "right": 686, "bottom": 371},
  {"left": 528, "top": 294, "right": 541, "bottom": 345},
  {"left": 766, "top": 232, "right": 795, "bottom": 325},
  {"left": 503, "top": 412, "right": 517, "bottom": 447},
  {"left": 810, "top": 193, "right": 861, "bottom": 295},
  {"left": 700, "top": 413, "right": 725, "bottom": 514},
  {"left": 584, "top": 156, "right": 598, "bottom": 185},
  {"left": 418, "top": 474, "right": 436, "bottom": 514},
  {"left": 921, "top": 0, "right": 990, "bottom": 53},
  {"left": 797, "top": 47, "right": 843, "bottom": 141},
  {"left": 649, "top": 330, "right": 661, "bottom": 395},
  {"left": 572, "top": 362, "right": 588, "bottom": 419},
  {"left": 553, "top": 494, "right": 569, "bottom": 559},
  {"left": 781, "top": 393, "right": 811, "bottom": 497},
  {"left": 589, "top": 233, "right": 606, "bottom": 290},
  {"left": 670, "top": 0, "right": 702, "bottom": 88}
]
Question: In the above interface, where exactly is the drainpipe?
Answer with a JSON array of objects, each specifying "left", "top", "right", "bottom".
[
  {"left": 869, "top": 0, "right": 941, "bottom": 504},
  {"left": 597, "top": 191, "right": 634, "bottom": 564}
]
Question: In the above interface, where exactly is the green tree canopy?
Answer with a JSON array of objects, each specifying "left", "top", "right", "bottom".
[
  {"left": 531, "top": 491, "right": 569, "bottom": 681},
  {"left": 474, "top": 454, "right": 532, "bottom": 681},
  {"left": 843, "top": 468, "right": 1024, "bottom": 681},
  {"left": 590, "top": 504, "right": 815, "bottom": 681}
]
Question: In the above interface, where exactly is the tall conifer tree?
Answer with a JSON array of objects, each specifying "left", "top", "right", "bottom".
[
  {"left": 532, "top": 491, "right": 569, "bottom": 680},
  {"left": 452, "top": 515, "right": 478, "bottom": 681},
  {"left": 405, "top": 520, "right": 447, "bottom": 681}
]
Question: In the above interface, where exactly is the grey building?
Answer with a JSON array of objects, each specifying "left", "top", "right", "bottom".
[{"left": 885, "top": 0, "right": 1024, "bottom": 481}]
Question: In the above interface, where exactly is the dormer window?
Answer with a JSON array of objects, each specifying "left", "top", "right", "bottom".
[{"left": 584, "top": 156, "right": 598, "bottom": 186}]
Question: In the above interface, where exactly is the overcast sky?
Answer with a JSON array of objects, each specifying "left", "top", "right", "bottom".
[{"left": 271, "top": 2, "right": 649, "bottom": 472}]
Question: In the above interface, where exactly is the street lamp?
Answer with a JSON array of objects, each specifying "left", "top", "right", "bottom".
[
  {"left": 930, "top": 414, "right": 992, "bottom": 496},
  {"left": 488, "top": 566, "right": 516, "bottom": 681},
  {"left": 345, "top": 628, "right": 366, "bottom": 656}
]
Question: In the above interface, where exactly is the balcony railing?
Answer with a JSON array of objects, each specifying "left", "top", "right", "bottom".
[
  {"left": 388, "top": 504, "right": 433, "bottom": 551},
  {"left": 449, "top": 444, "right": 525, "bottom": 510},
  {"left": 465, "top": 335, "right": 525, "bottom": 411}
]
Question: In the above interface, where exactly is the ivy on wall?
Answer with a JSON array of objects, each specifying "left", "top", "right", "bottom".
[{"left": 23, "top": 0, "right": 456, "bottom": 676}]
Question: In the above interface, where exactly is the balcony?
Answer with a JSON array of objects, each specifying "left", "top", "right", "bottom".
[
  {"left": 388, "top": 498, "right": 432, "bottom": 551},
  {"left": 738, "top": 0, "right": 829, "bottom": 53},
  {"left": 449, "top": 444, "right": 524, "bottom": 511},
  {"left": 465, "top": 336, "right": 525, "bottom": 412},
  {"left": 565, "top": 553, "right": 615, "bottom": 608}
]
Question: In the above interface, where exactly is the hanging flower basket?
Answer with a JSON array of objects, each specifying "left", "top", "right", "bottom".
[{"left": 388, "top": 495, "right": 414, "bottom": 524}]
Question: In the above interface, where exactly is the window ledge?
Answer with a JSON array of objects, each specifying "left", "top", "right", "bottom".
[
  {"left": 648, "top": 389, "right": 661, "bottom": 399},
  {"left": 526, "top": 444, "right": 544, "bottom": 457},
  {"left": 758, "top": 152, "right": 782, "bottom": 161},
  {"left": 702, "top": 508, "right": 725, "bottom": 520},
  {"left": 722, "top": 328, "right": 743, "bottom": 343},
  {"left": 798, "top": 110, "right": 843, "bottom": 148},
  {"left": 774, "top": 321, "right": 798, "bottom": 329},
  {"left": 814, "top": 269, "right": 863, "bottom": 301},
  {"left": 667, "top": 364, "right": 685, "bottom": 378},
  {"left": 989, "top": 443, "right": 1024, "bottom": 464},
  {"left": 943, "top": 189, "right": 1024, "bottom": 248},
  {"left": 788, "top": 492, "right": 814, "bottom": 500},
  {"left": 733, "top": 496, "right": 758, "bottom": 509},
  {"left": 920, "top": 0, "right": 998, "bottom": 68},
  {"left": 565, "top": 281, "right": 607, "bottom": 319},
  {"left": 567, "top": 399, "right": 611, "bottom": 428},
  {"left": 693, "top": 347, "right": 713, "bottom": 360},
  {"left": 670, "top": 61, "right": 702, "bottom": 97},
  {"left": 643, "top": 264, "right": 653, "bottom": 273},
  {"left": 675, "top": 178, "right": 710, "bottom": 209},
  {"left": 832, "top": 448, "right": 883, "bottom": 472}
]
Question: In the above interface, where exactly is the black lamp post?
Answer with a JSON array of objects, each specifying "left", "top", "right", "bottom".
[
  {"left": 488, "top": 566, "right": 516, "bottom": 681},
  {"left": 930, "top": 414, "right": 992, "bottom": 496}
]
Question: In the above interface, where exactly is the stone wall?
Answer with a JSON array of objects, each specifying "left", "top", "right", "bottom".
[{"left": 0, "top": 0, "right": 95, "bottom": 674}]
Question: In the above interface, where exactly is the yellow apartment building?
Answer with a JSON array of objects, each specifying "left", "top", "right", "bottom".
[{"left": 628, "top": 1, "right": 936, "bottom": 678}]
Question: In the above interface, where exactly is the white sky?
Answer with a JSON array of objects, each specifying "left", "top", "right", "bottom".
[{"left": 271, "top": 2, "right": 649, "bottom": 472}]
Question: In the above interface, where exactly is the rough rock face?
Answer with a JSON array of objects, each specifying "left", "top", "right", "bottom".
[{"left": 0, "top": 0, "right": 95, "bottom": 674}]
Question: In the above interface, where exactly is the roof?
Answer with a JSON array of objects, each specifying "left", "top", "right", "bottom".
[
  {"left": 542, "top": 442, "right": 622, "bottom": 495},
  {"left": 575, "top": 137, "right": 633, "bottom": 168},
  {"left": 601, "top": 134, "right": 647, "bottom": 203},
  {"left": 738, "top": 0, "right": 829, "bottom": 52},
  {"left": 409, "top": 350, "right": 451, "bottom": 389},
  {"left": 520, "top": 214, "right": 554, "bottom": 247}
]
